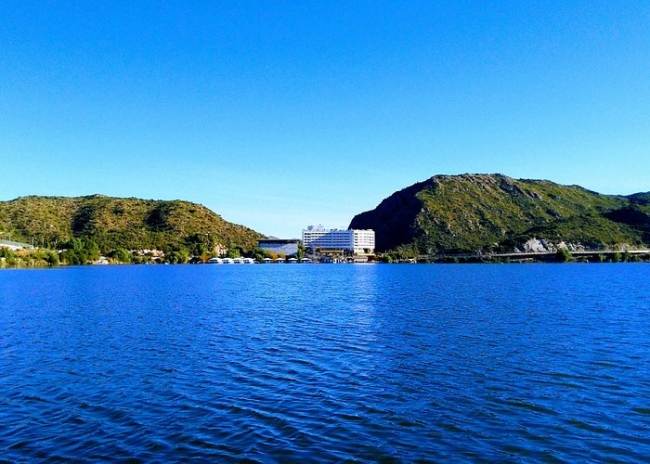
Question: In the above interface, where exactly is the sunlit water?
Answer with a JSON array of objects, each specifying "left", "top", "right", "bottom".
[{"left": 1, "top": 264, "right": 649, "bottom": 462}]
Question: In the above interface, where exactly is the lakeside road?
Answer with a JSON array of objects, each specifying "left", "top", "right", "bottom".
[{"left": 417, "top": 249, "right": 650, "bottom": 263}]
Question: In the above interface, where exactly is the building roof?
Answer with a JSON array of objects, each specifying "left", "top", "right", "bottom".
[{"left": 258, "top": 239, "right": 300, "bottom": 244}]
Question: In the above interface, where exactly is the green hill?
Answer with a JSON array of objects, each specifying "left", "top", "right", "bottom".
[
  {"left": 349, "top": 174, "right": 650, "bottom": 255},
  {"left": 0, "top": 195, "right": 262, "bottom": 256}
]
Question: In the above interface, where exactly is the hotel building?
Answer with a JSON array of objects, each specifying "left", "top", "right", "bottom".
[{"left": 302, "top": 225, "right": 375, "bottom": 255}]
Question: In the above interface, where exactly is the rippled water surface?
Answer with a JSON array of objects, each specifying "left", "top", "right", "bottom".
[{"left": 1, "top": 264, "right": 650, "bottom": 462}]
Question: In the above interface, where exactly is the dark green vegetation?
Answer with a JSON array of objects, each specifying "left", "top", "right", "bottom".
[
  {"left": 349, "top": 174, "right": 650, "bottom": 257},
  {"left": 0, "top": 195, "right": 262, "bottom": 264},
  {"left": 0, "top": 247, "right": 60, "bottom": 267}
]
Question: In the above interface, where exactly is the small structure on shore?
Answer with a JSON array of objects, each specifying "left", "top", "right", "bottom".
[{"left": 258, "top": 238, "right": 300, "bottom": 257}]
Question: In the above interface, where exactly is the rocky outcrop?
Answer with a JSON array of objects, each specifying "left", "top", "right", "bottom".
[{"left": 514, "top": 238, "right": 586, "bottom": 253}]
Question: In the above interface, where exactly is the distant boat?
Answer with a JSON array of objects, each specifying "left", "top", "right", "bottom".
[
  {"left": 208, "top": 257, "right": 222, "bottom": 264},
  {"left": 221, "top": 258, "right": 234, "bottom": 264},
  {"left": 242, "top": 258, "right": 255, "bottom": 264}
]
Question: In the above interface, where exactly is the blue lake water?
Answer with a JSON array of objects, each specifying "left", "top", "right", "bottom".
[{"left": 1, "top": 263, "right": 650, "bottom": 462}]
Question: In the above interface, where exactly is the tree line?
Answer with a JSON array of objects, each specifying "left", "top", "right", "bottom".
[{"left": 0, "top": 234, "right": 307, "bottom": 267}]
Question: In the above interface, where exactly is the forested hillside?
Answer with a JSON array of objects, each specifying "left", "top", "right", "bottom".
[
  {"left": 349, "top": 174, "right": 650, "bottom": 255},
  {"left": 0, "top": 195, "right": 262, "bottom": 263}
]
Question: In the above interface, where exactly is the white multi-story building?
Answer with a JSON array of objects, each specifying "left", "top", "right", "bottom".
[
  {"left": 352, "top": 229, "right": 376, "bottom": 253},
  {"left": 302, "top": 225, "right": 375, "bottom": 254}
]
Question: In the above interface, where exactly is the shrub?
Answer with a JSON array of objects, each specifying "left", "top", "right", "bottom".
[{"left": 555, "top": 248, "right": 572, "bottom": 262}]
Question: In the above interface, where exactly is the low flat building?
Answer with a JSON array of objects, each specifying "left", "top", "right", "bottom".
[
  {"left": 258, "top": 238, "right": 300, "bottom": 257},
  {"left": 0, "top": 239, "right": 34, "bottom": 250},
  {"left": 302, "top": 225, "right": 375, "bottom": 255}
]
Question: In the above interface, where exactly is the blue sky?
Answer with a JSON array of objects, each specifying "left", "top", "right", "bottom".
[{"left": 1, "top": 1, "right": 648, "bottom": 238}]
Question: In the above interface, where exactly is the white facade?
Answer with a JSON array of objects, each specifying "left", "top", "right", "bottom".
[
  {"left": 302, "top": 225, "right": 375, "bottom": 254},
  {"left": 352, "top": 229, "right": 376, "bottom": 253}
]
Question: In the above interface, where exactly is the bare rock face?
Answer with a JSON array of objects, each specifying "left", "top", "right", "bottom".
[
  {"left": 519, "top": 238, "right": 551, "bottom": 253},
  {"left": 515, "top": 238, "right": 586, "bottom": 253}
]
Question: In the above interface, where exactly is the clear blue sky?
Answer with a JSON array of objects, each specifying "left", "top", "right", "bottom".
[{"left": 1, "top": 1, "right": 648, "bottom": 238}]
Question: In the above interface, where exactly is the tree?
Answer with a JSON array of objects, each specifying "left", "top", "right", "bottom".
[
  {"left": 251, "top": 247, "right": 271, "bottom": 262},
  {"left": 84, "top": 239, "right": 101, "bottom": 262},
  {"left": 108, "top": 247, "right": 132, "bottom": 263},
  {"left": 45, "top": 251, "right": 59, "bottom": 266},
  {"left": 296, "top": 242, "right": 306, "bottom": 260},
  {"left": 162, "top": 244, "right": 190, "bottom": 264},
  {"left": 226, "top": 247, "right": 241, "bottom": 258},
  {"left": 555, "top": 248, "right": 572, "bottom": 262},
  {"left": 60, "top": 249, "right": 82, "bottom": 265},
  {"left": 59, "top": 237, "right": 101, "bottom": 264},
  {"left": 0, "top": 248, "right": 15, "bottom": 260},
  {"left": 190, "top": 242, "right": 209, "bottom": 258}
]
